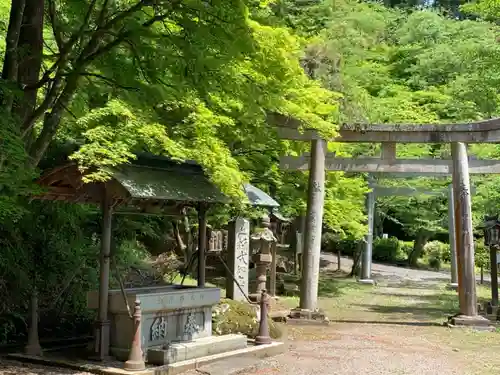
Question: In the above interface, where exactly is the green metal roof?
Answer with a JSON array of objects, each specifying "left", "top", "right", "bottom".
[
  {"left": 109, "top": 154, "right": 279, "bottom": 207},
  {"left": 112, "top": 162, "right": 229, "bottom": 204},
  {"left": 243, "top": 183, "right": 280, "bottom": 208}
]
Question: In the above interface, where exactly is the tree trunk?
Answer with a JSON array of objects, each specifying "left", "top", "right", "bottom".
[
  {"left": 349, "top": 241, "right": 363, "bottom": 277},
  {"left": 1, "top": 0, "right": 25, "bottom": 111},
  {"left": 15, "top": 0, "right": 45, "bottom": 128},
  {"left": 172, "top": 220, "right": 186, "bottom": 257},
  {"left": 408, "top": 232, "right": 429, "bottom": 267},
  {"left": 337, "top": 249, "right": 341, "bottom": 271}
]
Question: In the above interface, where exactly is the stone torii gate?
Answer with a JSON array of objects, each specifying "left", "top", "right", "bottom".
[
  {"left": 272, "top": 114, "right": 500, "bottom": 328},
  {"left": 360, "top": 182, "right": 456, "bottom": 285},
  {"left": 282, "top": 157, "right": 483, "bottom": 289}
]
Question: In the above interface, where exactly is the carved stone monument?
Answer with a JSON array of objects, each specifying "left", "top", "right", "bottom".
[{"left": 226, "top": 218, "right": 250, "bottom": 301}]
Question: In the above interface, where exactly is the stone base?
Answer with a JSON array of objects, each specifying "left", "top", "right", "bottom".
[
  {"left": 358, "top": 279, "right": 376, "bottom": 285},
  {"left": 8, "top": 340, "right": 286, "bottom": 375},
  {"left": 147, "top": 334, "right": 248, "bottom": 365},
  {"left": 287, "top": 308, "right": 329, "bottom": 326},
  {"left": 446, "top": 283, "right": 459, "bottom": 291},
  {"left": 446, "top": 314, "right": 496, "bottom": 331}
]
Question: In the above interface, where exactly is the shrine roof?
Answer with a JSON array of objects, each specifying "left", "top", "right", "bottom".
[{"left": 243, "top": 183, "right": 280, "bottom": 208}]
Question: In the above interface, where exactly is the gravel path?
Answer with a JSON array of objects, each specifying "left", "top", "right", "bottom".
[
  {"left": 2, "top": 256, "right": 497, "bottom": 375},
  {"left": 322, "top": 252, "right": 493, "bottom": 284}
]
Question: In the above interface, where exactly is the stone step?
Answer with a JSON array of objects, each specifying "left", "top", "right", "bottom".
[{"left": 147, "top": 334, "right": 247, "bottom": 365}]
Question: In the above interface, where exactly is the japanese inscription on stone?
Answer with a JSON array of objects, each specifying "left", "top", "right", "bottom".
[
  {"left": 227, "top": 218, "right": 250, "bottom": 301},
  {"left": 151, "top": 317, "right": 168, "bottom": 341}
]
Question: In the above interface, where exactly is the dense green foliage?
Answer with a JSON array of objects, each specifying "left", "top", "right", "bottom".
[{"left": 3, "top": 0, "right": 500, "bottom": 344}]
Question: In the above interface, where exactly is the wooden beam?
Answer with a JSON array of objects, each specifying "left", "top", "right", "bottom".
[
  {"left": 270, "top": 113, "right": 500, "bottom": 143},
  {"left": 372, "top": 187, "right": 445, "bottom": 197},
  {"left": 280, "top": 156, "right": 500, "bottom": 175},
  {"left": 381, "top": 143, "right": 396, "bottom": 160}
]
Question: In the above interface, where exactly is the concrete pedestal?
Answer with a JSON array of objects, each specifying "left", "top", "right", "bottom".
[{"left": 446, "top": 283, "right": 459, "bottom": 291}]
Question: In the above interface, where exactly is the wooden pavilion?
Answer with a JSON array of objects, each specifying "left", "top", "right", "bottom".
[{"left": 33, "top": 154, "right": 230, "bottom": 359}]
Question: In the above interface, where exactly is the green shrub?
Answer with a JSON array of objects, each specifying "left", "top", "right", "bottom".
[
  {"left": 212, "top": 299, "right": 284, "bottom": 339},
  {"left": 424, "top": 241, "right": 449, "bottom": 270},
  {"left": 321, "top": 233, "right": 358, "bottom": 256},
  {"left": 475, "top": 241, "right": 489, "bottom": 269},
  {"left": 399, "top": 241, "right": 414, "bottom": 259},
  {"left": 373, "top": 237, "right": 402, "bottom": 262}
]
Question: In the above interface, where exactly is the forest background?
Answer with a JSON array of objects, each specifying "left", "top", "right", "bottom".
[{"left": 1, "top": 0, "right": 500, "bottom": 344}]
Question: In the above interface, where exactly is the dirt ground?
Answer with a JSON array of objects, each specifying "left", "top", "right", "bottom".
[{"left": 2, "top": 253, "right": 499, "bottom": 375}]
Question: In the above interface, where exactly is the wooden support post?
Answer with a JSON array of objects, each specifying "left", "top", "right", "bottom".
[
  {"left": 197, "top": 204, "right": 208, "bottom": 288},
  {"left": 94, "top": 186, "right": 113, "bottom": 360},
  {"left": 300, "top": 139, "right": 327, "bottom": 311},
  {"left": 25, "top": 288, "right": 42, "bottom": 356},
  {"left": 451, "top": 142, "right": 477, "bottom": 317},
  {"left": 381, "top": 142, "right": 396, "bottom": 160},
  {"left": 360, "top": 190, "right": 375, "bottom": 285},
  {"left": 448, "top": 185, "right": 459, "bottom": 289},
  {"left": 270, "top": 242, "right": 277, "bottom": 297},
  {"left": 490, "top": 246, "right": 499, "bottom": 307}
]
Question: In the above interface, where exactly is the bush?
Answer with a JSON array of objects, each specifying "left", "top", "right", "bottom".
[
  {"left": 475, "top": 241, "right": 489, "bottom": 269},
  {"left": 321, "top": 233, "right": 358, "bottom": 257},
  {"left": 399, "top": 241, "right": 414, "bottom": 259},
  {"left": 373, "top": 237, "right": 402, "bottom": 262},
  {"left": 212, "top": 299, "right": 284, "bottom": 339},
  {"left": 424, "top": 241, "right": 449, "bottom": 270}
]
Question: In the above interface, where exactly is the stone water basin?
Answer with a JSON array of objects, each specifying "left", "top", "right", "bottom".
[{"left": 87, "top": 284, "right": 222, "bottom": 361}]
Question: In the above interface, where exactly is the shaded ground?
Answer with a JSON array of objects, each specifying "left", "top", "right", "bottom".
[
  {"left": 185, "top": 255, "right": 500, "bottom": 375},
  {"left": 2, "top": 253, "right": 499, "bottom": 375}
]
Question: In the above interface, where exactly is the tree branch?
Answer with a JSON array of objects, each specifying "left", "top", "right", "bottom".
[
  {"left": 82, "top": 11, "right": 173, "bottom": 64},
  {"left": 27, "top": 0, "right": 100, "bottom": 91},
  {"left": 47, "top": 0, "right": 63, "bottom": 51},
  {"left": 80, "top": 72, "right": 140, "bottom": 91}
]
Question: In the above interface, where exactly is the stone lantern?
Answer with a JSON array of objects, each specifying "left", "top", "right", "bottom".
[{"left": 250, "top": 214, "right": 277, "bottom": 302}]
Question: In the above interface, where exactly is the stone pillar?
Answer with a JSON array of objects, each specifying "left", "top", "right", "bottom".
[
  {"left": 299, "top": 139, "right": 327, "bottom": 311},
  {"left": 226, "top": 218, "right": 250, "bottom": 301},
  {"left": 93, "top": 187, "right": 113, "bottom": 360},
  {"left": 451, "top": 142, "right": 476, "bottom": 316},
  {"left": 448, "top": 142, "right": 491, "bottom": 329},
  {"left": 360, "top": 189, "right": 375, "bottom": 285},
  {"left": 448, "top": 185, "right": 459, "bottom": 290},
  {"left": 250, "top": 215, "right": 276, "bottom": 302}
]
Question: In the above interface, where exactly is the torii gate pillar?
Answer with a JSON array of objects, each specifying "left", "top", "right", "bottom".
[
  {"left": 448, "top": 142, "right": 491, "bottom": 328},
  {"left": 299, "top": 139, "right": 327, "bottom": 311}
]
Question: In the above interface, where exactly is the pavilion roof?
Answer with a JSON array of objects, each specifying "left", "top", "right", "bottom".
[{"left": 35, "top": 154, "right": 280, "bottom": 215}]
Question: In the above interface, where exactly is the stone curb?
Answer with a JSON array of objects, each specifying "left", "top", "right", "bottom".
[{"left": 8, "top": 340, "right": 286, "bottom": 375}]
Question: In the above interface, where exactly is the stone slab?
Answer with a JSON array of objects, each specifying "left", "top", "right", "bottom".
[
  {"left": 358, "top": 279, "right": 376, "bottom": 285},
  {"left": 446, "top": 314, "right": 496, "bottom": 331},
  {"left": 88, "top": 286, "right": 221, "bottom": 314},
  {"left": 287, "top": 308, "right": 329, "bottom": 326},
  {"left": 147, "top": 334, "right": 247, "bottom": 365},
  {"left": 8, "top": 341, "right": 286, "bottom": 375},
  {"left": 446, "top": 283, "right": 459, "bottom": 291},
  {"left": 286, "top": 318, "right": 330, "bottom": 326}
]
